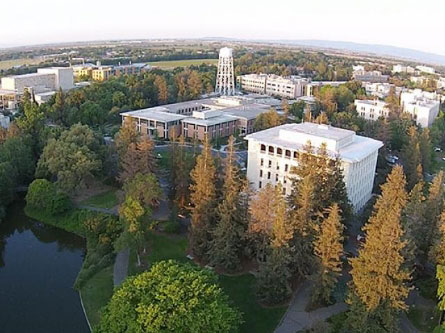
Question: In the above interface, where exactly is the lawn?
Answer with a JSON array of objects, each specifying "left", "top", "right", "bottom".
[
  {"left": 407, "top": 304, "right": 440, "bottom": 332},
  {"left": 0, "top": 58, "right": 42, "bottom": 70},
  {"left": 127, "top": 231, "right": 286, "bottom": 333},
  {"left": 79, "top": 189, "right": 118, "bottom": 209},
  {"left": 80, "top": 265, "right": 114, "bottom": 328},
  {"left": 219, "top": 274, "right": 287, "bottom": 333},
  {"left": 147, "top": 58, "right": 218, "bottom": 69}
]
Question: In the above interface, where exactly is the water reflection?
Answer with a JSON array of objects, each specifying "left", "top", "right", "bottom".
[{"left": 0, "top": 202, "right": 89, "bottom": 333}]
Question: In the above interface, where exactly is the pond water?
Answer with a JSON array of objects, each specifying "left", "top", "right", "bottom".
[{"left": 0, "top": 202, "right": 90, "bottom": 333}]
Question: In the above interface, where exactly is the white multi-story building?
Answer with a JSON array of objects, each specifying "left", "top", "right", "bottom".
[
  {"left": 353, "top": 70, "right": 389, "bottom": 83},
  {"left": 0, "top": 67, "right": 73, "bottom": 94},
  {"left": 416, "top": 65, "right": 435, "bottom": 74},
  {"left": 401, "top": 89, "right": 440, "bottom": 128},
  {"left": 245, "top": 123, "right": 383, "bottom": 212},
  {"left": 238, "top": 74, "right": 309, "bottom": 99},
  {"left": 354, "top": 100, "right": 389, "bottom": 121},
  {"left": 392, "top": 64, "right": 415, "bottom": 74},
  {"left": 355, "top": 89, "right": 440, "bottom": 128},
  {"left": 362, "top": 82, "right": 403, "bottom": 99}
]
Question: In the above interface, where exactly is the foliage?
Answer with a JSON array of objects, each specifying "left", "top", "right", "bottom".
[
  {"left": 26, "top": 179, "right": 71, "bottom": 215},
  {"left": 312, "top": 204, "right": 344, "bottom": 306},
  {"left": 36, "top": 123, "right": 102, "bottom": 192},
  {"left": 96, "top": 260, "right": 242, "bottom": 333},
  {"left": 437, "top": 265, "right": 445, "bottom": 311},
  {"left": 347, "top": 166, "right": 410, "bottom": 330},
  {"left": 209, "top": 136, "right": 247, "bottom": 271},
  {"left": 253, "top": 108, "right": 283, "bottom": 131},
  {"left": 118, "top": 136, "right": 156, "bottom": 184},
  {"left": 189, "top": 136, "right": 217, "bottom": 260}
]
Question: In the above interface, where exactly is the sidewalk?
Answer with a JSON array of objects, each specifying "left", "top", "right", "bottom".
[{"left": 275, "top": 281, "right": 347, "bottom": 333}]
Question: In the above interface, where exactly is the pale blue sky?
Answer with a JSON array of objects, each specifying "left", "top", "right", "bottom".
[{"left": 2, "top": 0, "right": 444, "bottom": 55}]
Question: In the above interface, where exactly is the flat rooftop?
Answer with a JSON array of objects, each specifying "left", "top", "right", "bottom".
[
  {"left": 245, "top": 123, "right": 383, "bottom": 163},
  {"left": 121, "top": 109, "right": 187, "bottom": 123},
  {"left": 182, "top": 114, "right": 237, "bottom": 126}
]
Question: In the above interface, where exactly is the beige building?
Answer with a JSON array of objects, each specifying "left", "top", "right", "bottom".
[{"left": 238, "top": 74, "right": 309, "bottom": 99}]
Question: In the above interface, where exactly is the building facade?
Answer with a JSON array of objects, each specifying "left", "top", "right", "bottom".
[
  {"left": 238, "top": 74, "right": 309, "bottom": 99},
  {"left": 245, "top": 123, "right": 383, "bottom": 212},
  {"left": 354, "top": 100, "right": 389, "bottom": 120},
  {"left": 353, "top": 70, "right": 389, "bottom": 83}
]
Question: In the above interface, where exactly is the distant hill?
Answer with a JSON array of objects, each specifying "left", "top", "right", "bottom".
[{"left": 269, "top": 39, "right": 445, "bottom": 66}]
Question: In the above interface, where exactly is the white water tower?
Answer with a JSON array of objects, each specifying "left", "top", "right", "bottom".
[{"left": 215, "top": 47, "right": 235, "bottom": 96}]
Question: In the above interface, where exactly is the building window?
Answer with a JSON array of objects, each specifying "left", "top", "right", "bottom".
[
  {"left": 260, "top": 170, "right": 263, "bottom": 177},
  {"left": 267, "top": 172, "right": 271, "bottom": 180},
  {"left": 268, "top": 146, "right": 274, "bottom": 155},
  {"left": 259, "top": 181, "right": 262, "bottom": 189},
  {"left": 285, "top": 150, "right": 291, "bottom": 158},
  {"left": 284, "top": 177, "right": 287, "bottom": 184},
  {"left": 260, "top": 158, "right": 264, "bottom": 166},
  {"left": 276, "top": 164, "right": 280, "bottom": 170},
  {"left": 260, "top": 144, "right": 266, "bottom": 153},
  {"left": 277, "top": 148, "right": 282, "bottom": 156},
  {"left": 293, "top": 151, "right": 299, "bottom": 159},
  {"left": 285, "top": 164, "right": 289, "bottom": 172},
  {"left": 275, "top": 174, "right": 278, "bottom": 181},
  {"left": 268, "top": 160, "right": 272, "bottom": 168}
]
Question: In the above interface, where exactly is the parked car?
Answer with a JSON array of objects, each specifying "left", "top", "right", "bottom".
[{"left": 435, "top": 147, "right": 442, "bottom": 152}]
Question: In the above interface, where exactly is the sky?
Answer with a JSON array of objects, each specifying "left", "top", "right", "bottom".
[{"left": 2, "top": 0, "right": 444, "bottom": 55}]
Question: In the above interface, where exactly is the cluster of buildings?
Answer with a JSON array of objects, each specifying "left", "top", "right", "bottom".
[
  {"left": 354, "top": 89, "right": 440, "bottom": 128},
  {"left": 237, "top": 74, "right": 309, "bottom": 99},
  {"left": 121, "top": 94, "right": 282, "bottom": 140},
  {"left": 362, "top": 82, "right": 402, "bottom": 99},
  {"left": 352, "top": 68, "right": 389, "bottom": 83},
  {"left": 72, "top": 62, "right": 151, "bottom": 81},
  {"left": 0, "top": 67, "right": 74, "bottom": 110}
]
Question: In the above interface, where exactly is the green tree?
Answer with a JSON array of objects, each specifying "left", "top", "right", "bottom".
[
  {"left": 254, "top": 108, "right": 283, "bottom": 131},
  {"left": 209, "top": 136, "right": 247, "bottom": 271},
  {"left": 36, "top": 124, "right": 102, "bottom": 192},
  {"left": 154, "top": 75, "right": 168, "bottom": 104},
  {"left": 96, "top": 260, "right": 242, "bottom": 333},
  {"left": 189, "top": 136, "right": 217, "bottom": 260},
  {"left": 312, "top": 203, "right": 344, "bottom": 306},
  {"left": 430, "top": 211, "right": 445, "bottom": 265},
  {"left": 26, "top": 179, "right": 71, "bottom": 215},
  {"left": 400, "top": 126, "right": 422, "bottom": 190},
  {"left": 118, "top": 136, "right": 156, "bottom": 184},
  {"left": 347, "top": 166, "right": 410, "bottom": 331}
]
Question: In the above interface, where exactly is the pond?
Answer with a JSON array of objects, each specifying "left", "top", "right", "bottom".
[{"left": 0, "top": 202, "right": 90, "bottom": 333}]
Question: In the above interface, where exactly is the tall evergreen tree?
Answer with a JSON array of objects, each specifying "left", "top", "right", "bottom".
[
  {"left": 256, "top": 184, "right": 293, "bottom": 305},
  {"left": 347, "top": 166, "right": 410, "bottom": 331},
  {"left": 118, "top": 136, "right": 156, "bottom": 183},
  {"left": 430, "top": 210, "right": 445, "bottom": 265},
  {"left": 312, "top": 203, "right": 344, "bottom": 306},
  {"left": 174, "top": 135, "right": 194, "bottom": 212},
  {"left": 209, "top": 136, "right": 246, "bottom": 271},
  {"left": 419, "top": 128, "right": 432, "bottom": 173},
  {"left": 424, "top": 171, "right": 445, "bottom": 258},
  {"left": 401, "top": 126, "right": 421, "bottom": 190},
  {"left": 189, "top": 136, "right": 217, "bottom": 260}
]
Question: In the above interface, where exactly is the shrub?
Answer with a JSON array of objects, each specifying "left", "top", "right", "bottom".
[{"left": 26, "top": 179, "right": 71, "bottom": 215}]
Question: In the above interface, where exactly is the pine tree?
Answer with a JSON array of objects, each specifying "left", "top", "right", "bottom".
[
  {"left": 154, "top": 75, "right": 168, "bottom": 104},
  {"left": 347, "top": 165, "right": 410, "bottom": 330},
  {"left": 248, "top": 183, "right": 281, "bottom": 262},
  {"left": 174, "top": 135, "right": 193, "bottom": 212},
  {"left": 189, "top": 136, "right": 217, "bottom": 260},
  {"left": 401, "top": 126, "right": 421, "bottom": 190},
  {"left": 115, "top": 118, "right": 139, "bottom": 157},
  {"left": 429, "top": 210, "right": 445, "bottom": 265},
  {"left": 419, "top": 128, "right": 432, "bottom": 173},
  {"left": 312, "top": 203, "right": 344, "bottom": 306},
  {"left": 256, "top": 184, "right": 293, "bottom": 305},
  {"left": 209, "top": 136, "right": 247, "bottom": 271},
  {"left": 118, "top": 136, "right": 156, "bottom": 183},
  {"left": 424, "top": 171, "right": 445, "bottom": 258},
  {"left": 402, "top": 177, "right": 426, "bottom": 266}
]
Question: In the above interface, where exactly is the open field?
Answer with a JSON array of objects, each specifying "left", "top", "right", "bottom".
[
  {"left": 0, "top": 58, "right": 42, "bottom": 70},
  {"left": 147, "top": 58, "right": 218, "bottom": 69}
]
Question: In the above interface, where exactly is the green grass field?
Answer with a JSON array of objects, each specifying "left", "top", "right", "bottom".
[
  {"left": 0, "top": 58, "right": 42, "bottom": 70},
  {"left": 148, "top": 58, "right": 218, "bottom": 69},
  {"left": 79, "top": 189, "right": 119, "bottom": 209},
  {"left": 80, "top": 265, "right": 114, "bottom": 328}
]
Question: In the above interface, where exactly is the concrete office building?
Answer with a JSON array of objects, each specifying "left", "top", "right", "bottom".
[
  {"left": 401, "top": 90, "right": 440, "bottom": 128},
  {"left": 121, "top": 95, "right": 279, "bottom": 140},
  {"left": 392, "top": 64, "right": 415, "bottom": 74},
  {"left": 245, "top": 123, "right": 383, "bottom": 211},
  {"left": 36, "top": 67, "right": 74, "bottom": 90},
  {"left": 353, "top": 70, "right": 389, "bottom": 83},
  {"left": 354, "top": 100, "right": 389, "bottom": 121},
  {"left": 416, "top": 65, "right": 435, "bottom": 74},
  {"left": 238, "top": 74, "right": 309, "bottom": 99}
]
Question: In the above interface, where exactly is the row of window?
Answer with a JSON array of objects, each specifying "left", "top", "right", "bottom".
[{"left": 260, "top": 144, "right": 299, "bottom": 159}]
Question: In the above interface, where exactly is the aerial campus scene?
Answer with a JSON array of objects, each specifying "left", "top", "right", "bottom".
[{"left": 1, "top": 1, "right": 445, "bottom": 332}]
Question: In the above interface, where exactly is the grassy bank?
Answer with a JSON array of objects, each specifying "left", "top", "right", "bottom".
[
  {"left": 79, "top": 265, "right": 114, "bottom": 328},
  {"left": 79, "top": 189, "right": 118, "bottom": 209}
]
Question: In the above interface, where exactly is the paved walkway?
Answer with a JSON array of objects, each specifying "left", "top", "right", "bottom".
[
  {"left": 275, "top": 281, "right": 347, "bottom": 333},
  {"left": 78, "top": 205, "right": 118, "bottom": 216},
  {"left": 113, "top": 248, "right": 130, "bottom": 287}
]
